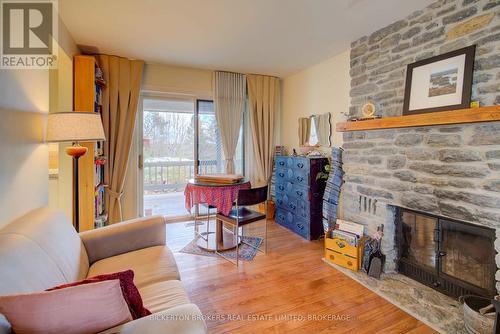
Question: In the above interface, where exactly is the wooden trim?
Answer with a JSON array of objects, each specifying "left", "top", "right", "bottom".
[{"left": 336, "top": 106, "right": 500, "bottom": 132}]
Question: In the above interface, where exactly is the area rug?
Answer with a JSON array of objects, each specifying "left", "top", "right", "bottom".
[{"left": 179, "top": 236, "right": 263, "bottom": 261}]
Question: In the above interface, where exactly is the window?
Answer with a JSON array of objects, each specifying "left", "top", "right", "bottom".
[{"left": 197, "top": 100, "right": 244, "bottom": 175}]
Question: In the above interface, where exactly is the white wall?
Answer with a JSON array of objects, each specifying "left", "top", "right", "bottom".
[
  {"left": 48, "top": 18, "right": 80, "bottom": 221},
  {"left": 280, "top": 49, "right": 350, "bottom": 153},
  {"left": 0, "top": 16, "right": 79, "bottom": 228},
  {"left": 142, "top": 62, "right": 213, "bottom": 98},
  {"left": 0, "top": 69, "right": 49, "bottom": 227}
]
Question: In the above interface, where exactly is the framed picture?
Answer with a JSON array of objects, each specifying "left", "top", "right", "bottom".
[{"left": 403, "top": 45, "right": 475, "bottom": 115}]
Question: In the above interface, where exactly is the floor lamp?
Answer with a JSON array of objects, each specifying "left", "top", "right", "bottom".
[{"left": 47, "top": 112, "right": 106, "bottom": 232}]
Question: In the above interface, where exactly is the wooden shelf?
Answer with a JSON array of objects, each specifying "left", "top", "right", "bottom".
[{"left": 336, "top": 106, "right": 500, "bottom": 132}]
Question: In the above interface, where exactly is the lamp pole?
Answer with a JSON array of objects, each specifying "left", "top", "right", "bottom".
[{"left": 67, "top": 143, "right": 88, "bottom": 232}]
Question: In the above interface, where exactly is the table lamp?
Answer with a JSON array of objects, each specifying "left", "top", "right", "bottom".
[{"left": 47, "top": 112, "right": 106, "bottom": 231}]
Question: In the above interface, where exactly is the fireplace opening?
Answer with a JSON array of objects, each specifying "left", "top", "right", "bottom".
[{"left": 395, "top": 207, "right": 496, "bottom": 298}]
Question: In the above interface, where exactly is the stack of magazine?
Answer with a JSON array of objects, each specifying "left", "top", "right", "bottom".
[
  {"left": 329, "top": 219, "right": 364, "bottom": 247},
  {"left": 322, "top": 147, "right": 344, "bottom": 233}
]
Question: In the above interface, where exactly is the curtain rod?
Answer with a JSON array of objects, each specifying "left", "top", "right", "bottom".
[{"left": 215, "top": 70, "right": 280, "bottom": 79}]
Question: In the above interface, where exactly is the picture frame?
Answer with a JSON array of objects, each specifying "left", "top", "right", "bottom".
[{"left": 402, "top": 45, "right": 475, "bottom": 115}]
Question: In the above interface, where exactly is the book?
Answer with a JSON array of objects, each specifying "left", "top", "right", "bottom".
[
  {"left": 335, "top": 219, "right": 364, "bottom": 237},
  {"left": 195, "top": 174, "right": 244, "bottom": 184},
  {"left": 331, "top": 229, "right": 359, "bottom": 247}
]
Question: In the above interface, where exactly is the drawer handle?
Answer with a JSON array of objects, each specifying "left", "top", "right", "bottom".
[
  {"left": 297, "top": 223, "right": 304, "bottom": 229},
  {"left": 296, "top": 176, "right": 304, "bottom": 182},
  {"left": 289, "top": 204, "right": 296, "bottom": 210},
  {"left": 278, "top": 185, "right": 284, "bottom": 191},
  {"left": 297, "top": 163, "right": 304, "bottom": 168},
  {"left": 296, "top": 190, "right": 303, "bottom": 196},
  {"left": 279, "top": 161, "right": 285, "bottom": 166},
  {"left": 278, "top": 172, "right": 285, "bottom": 177}
]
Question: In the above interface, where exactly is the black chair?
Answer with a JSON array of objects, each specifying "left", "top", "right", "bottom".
[{"left": 215, "top": 186, "right": 268, "bottom": 266}]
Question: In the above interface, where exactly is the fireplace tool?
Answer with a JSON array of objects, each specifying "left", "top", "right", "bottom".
[{"left": 363, "top": 224, "right": 385, "bottom": 279}]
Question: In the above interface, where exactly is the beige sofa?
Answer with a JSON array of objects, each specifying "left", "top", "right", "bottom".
[{"left": 0, "top": 208, "right": 207, "bottom": 334}]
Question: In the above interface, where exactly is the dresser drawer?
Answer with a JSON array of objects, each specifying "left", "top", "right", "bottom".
[
  {"left": 292, "top": 157, "right": 309, "bottom": 172},
  {"left": 275, "top": 209, "right": 286, "bottom": 226},
  {"left": 275, "top": 182, "right": 285, "bottom": 194},
  {"left": 275, "top": 169, "right": 287, "bottom": 183},
  {"left": 291, "top": 169, "right": 309, "bottom": 187},
  {"left": 276, "top": 181, "right": 295, "bottom": 197},
  {"left": 282, "top": 194, "right": 297, "bottom": 213},
  {"left": 275, "top": 156, "right": 287, "bottom": 168},
  {"left": 292, "top": 186, "right": 308, "bottom": 201},
  {"left": 296, "top": 199, "right": 310, "bottom": 220},
  {"left": 292, "top": 218, "right": 310, "bottom": 239},
  {"left": 275, "top": 208, "right": 294, "bottom": 229}
]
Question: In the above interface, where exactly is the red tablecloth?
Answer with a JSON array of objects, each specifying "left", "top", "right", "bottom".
[{"left": 184, "top": 181, "right": 251, "bottom": 216}]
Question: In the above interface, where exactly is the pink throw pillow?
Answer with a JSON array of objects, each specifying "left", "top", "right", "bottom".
[
  {"left": 47, "top": 269, "right": 151, "bottom": 319},
  {"left": 0, "top": 280, "right": 132, "bottom": 334}
]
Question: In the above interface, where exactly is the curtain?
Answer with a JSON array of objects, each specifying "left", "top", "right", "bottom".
[
  {"left": 213, "top": 71, "right": 246, "bottom": 174},
  {"left": 247, "top": 74, "right": 280, "bottom": 187},
  {"left": 298, "top": 117, "right": 311, "bottom": 146},
  {"left": 98, "top": 55, "right": 144, "bottom": 224}
]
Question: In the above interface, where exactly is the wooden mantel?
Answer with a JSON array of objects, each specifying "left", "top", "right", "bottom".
[{"left": 336, "top": 106, "right": 500, "bottom": 132}]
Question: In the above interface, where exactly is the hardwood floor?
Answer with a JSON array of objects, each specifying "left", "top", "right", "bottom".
[{"left": 167, "top": 220, "right": 437, "bottom": 334}]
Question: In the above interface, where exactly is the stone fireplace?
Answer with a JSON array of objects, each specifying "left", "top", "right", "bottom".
[{"left": 340, "top": 0, "right": 500, "bottom": 294}]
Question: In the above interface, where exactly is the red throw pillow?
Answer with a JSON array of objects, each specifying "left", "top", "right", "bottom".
[{"left": 47, "top": 269, "right": 150, "bottom": 319}]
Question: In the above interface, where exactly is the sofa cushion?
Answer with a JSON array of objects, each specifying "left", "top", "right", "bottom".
[
  {"left": 98, "top": 304, "right": 207, "bottom": 334},
  {"left": 139, "top": 280, "right": 190, "bottom": 314},
  {"left": 87, "top": 246, "right": 180, "bottom": 288},
  {"left": 47, "top": 269, "right": 151, "bottom": 320},
  {"left": 0, "top": 280, "right": 132, "bottom": 334},
  {"left": 0, "top": 234, "right": 67, "bottom": 295},
  {"left": 0, "top": 208, "right": 89, "bottom": 293}
]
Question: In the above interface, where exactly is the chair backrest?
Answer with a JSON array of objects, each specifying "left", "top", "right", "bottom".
[{"left": 237, "top": 186, "right": 268, "bottom": 206}]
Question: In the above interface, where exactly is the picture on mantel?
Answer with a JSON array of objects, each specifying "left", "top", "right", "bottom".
[
  {"left": 428, "top": 67, "right": 458, "bottom": 97},
  {"left": 403, "top": 45, "right": 475, "bottom": 115}
]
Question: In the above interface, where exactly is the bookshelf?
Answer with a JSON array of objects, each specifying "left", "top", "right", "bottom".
[{"left": 73, "top": 55, "right": 108, "bottom": 231}]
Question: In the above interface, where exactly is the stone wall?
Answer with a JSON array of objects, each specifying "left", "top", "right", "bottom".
[{"left": 341, "top": 0, "right": 500, "bottom": 282}]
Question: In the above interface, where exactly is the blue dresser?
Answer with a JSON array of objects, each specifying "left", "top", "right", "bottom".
[{"left": 274, "top": 156, "right": 329, "bottom": 240}]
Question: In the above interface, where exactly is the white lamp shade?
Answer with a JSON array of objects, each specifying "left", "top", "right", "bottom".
[{"left": 47, "top": 112, "right": 106, "bottom": 142}]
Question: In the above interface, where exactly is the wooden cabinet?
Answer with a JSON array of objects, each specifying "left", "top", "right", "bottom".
[
  {"left": 274, "top": 156, "right": 328, "bottom": 240},
  {"left": 73, "top": 55, "right": 106, "bottom": 231}
]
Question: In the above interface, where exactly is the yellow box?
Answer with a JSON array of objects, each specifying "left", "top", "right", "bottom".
[{"left": 324, "top": 235, "right": 364, "bottom": 271}]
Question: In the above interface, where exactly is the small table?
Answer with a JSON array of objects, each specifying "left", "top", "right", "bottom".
[{"left": 184, "top": 178, "right": 251, "bottom": 251}]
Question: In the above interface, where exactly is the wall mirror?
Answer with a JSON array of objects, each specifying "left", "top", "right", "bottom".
[{"left": 298, "top": 113, "right": 331, "bottom": 147}]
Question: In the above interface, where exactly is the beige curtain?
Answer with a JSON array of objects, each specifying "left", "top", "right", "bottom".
[
  {"left": 98, "top": 55, "right": 144, "bottom": 224},
  {"left": 213, "top": 71, "right": 246, "bottom": 174},
  {"left": 298, "top": 117, "right": 311, "bottom": 146},
  {"left": 247, "top": 74, "right": 280, "bottom": 187}
]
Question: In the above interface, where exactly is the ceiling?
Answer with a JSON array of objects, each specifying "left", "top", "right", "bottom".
[{"left": 59, "top": 0, "right": 433, "bottom": 77}]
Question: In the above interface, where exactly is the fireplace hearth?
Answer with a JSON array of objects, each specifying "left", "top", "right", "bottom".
[{"left": 395, "top": 207, "right": 496, "bottom": 299}]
